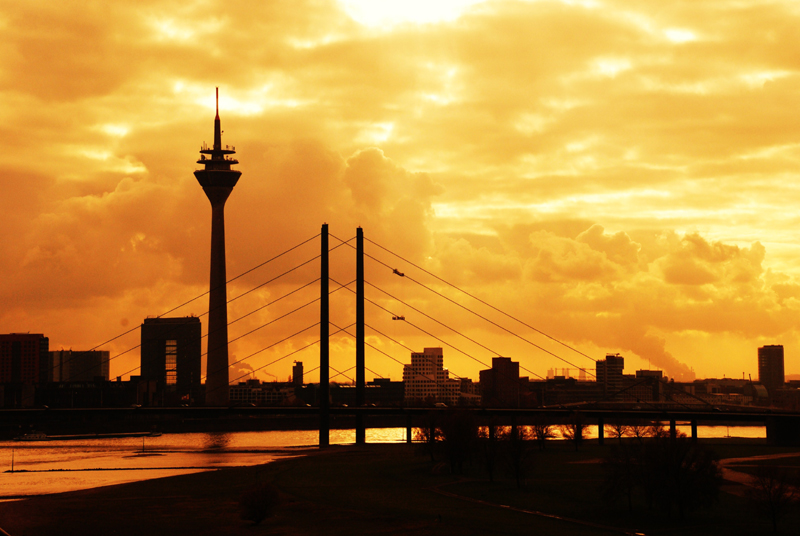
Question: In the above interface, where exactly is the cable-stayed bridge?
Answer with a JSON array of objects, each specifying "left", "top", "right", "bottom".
[{"left": 5, "top": 225, "right": 800, "bottom": 446}]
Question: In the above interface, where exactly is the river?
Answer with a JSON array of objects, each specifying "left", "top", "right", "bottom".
[{"left": 0, "top": 425, "right": 764, "bottom": 498}]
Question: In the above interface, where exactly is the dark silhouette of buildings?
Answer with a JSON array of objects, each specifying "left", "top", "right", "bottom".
[
  {"left": 230, "top": 378, "right": 296, "bottom": 406},
  {"left": 758, "top": 344, "right": 785, "bottom": 395},
  {"left": 403, "top": 347, "right": 464, "bottom": 405},
  {"left": 49, "top": 350, "right": 109, "bottom": 382},
  {"left": 479, "top": 357, "right": 524, "bottom": 407},
  {"left": 194, "top": 88, "right": 241, "bottom": 407},
  {"left": 140, "top": 317, "right": 202, "bottom": 405},
  {"left": 38, "top": 378, "right": 140, "bottom": 409},
  {"left": 596, "top": 353, "right": 624, "bottom": 397},
  {"left": 366, "top": 378, "right": 405, "bottom": 406},
  {"left": 292, "top": 361, "right": 304, "bottom": 388},
  {"left": 296, "top": 378, "right": 406, "bottom": 407},
  {"left": 0, "top": 333, "right": 49, "bottom": 407},
  {"left": 0, "top": 333, "right": 49, "bottom": 384}
]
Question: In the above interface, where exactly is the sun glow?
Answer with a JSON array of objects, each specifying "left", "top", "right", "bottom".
[
  {"left": 356, "top": 122, "right": 395, "bottom": 144},
  {"left": 664, "top": 28, "right": 697, "bottom": 43},
  {"left": 339, "top": 0, "right": 486, "bottom": 27}
]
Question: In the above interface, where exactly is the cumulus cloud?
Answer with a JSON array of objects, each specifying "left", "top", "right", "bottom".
[{"left": 1, "top": 0, "right": 800, "bottom": 383}]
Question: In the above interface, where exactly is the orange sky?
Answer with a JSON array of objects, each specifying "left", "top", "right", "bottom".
[{"left": 2, "top": 0, "right": 800, "bottom": 384}]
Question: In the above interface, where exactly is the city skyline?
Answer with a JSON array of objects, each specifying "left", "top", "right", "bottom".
[{"left": 2, "top": 1, "right": 800, "bottom": 384}]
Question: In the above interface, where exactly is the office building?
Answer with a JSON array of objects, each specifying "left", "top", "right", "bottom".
[
  {"left": 140, "top": 317, "right": 202, "bottom": 405},
  {"left": 292, "top": 361, "right": 304, "bottom": 387},
  {"left": 596, "top": 353, "right": 624, "bottom": 397},
  {"left": 758, "top": 344, "right": 785, "bottom": 395},
  {"left": 403, "top": 347, "right": 460, "bottom": 405},
  {"left": 479, "top": 357, "right": 522, "bottom": 407},
  {"left": 0, "top": 333, "right": 49, "bottom": 384},
  {"left": 50, "top": 350, "right": 110, "bottom": 382}
]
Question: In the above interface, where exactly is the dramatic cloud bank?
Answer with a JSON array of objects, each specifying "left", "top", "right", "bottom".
[{"left": 2, "top": 0, "right": 800, "bottom": 383}]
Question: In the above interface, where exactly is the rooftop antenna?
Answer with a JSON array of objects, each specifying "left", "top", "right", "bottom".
[{"left": 213, "top": 87, "right": 221, "bottom": 150}]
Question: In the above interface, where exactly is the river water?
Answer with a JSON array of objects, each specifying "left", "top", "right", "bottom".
[{"left": 0, "top": 425, "right": 764, "bottom": 498}]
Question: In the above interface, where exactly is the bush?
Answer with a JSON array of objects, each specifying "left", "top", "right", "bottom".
[
  {"left": 745, "top": 465, "right": 800, "bottom": 533},
  {"left": 240, "top": 483, "right": 280, "bottom": 525}
]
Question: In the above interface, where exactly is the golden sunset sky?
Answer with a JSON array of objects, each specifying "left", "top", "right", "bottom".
[{"left": 3, "top": 0, "right": 800, "bottom": 385}]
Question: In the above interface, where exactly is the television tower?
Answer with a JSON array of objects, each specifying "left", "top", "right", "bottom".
[{"left": 194, "top": 88, "right": 241, "bottom": 406}]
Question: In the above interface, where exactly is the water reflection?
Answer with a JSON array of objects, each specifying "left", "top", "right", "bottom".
[
  {"left": 202, "top": 432, "right": 231, "bottom": 450},
  {"left": 0, "top": 425, "right": 764, "bottom": 498}
]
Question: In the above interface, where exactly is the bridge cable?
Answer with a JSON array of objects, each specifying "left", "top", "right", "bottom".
[
  {"left": 330, "top": 235, "right": 594, "bottom": 378},
  {"left": 332, "top": 277, "right": 546, "bottom": 382},
  {"left": 42, "top": 233, "right": 322, "bottom": 389},
  {"left": 362, "top": 237, "right": 598, "bottom": 366}
]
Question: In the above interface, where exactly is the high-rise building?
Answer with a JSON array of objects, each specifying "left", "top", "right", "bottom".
[
  {"left": 50, "top": 350, "right": 110, "bottom": 382},
  {"left": 292, "top": 361, "right": 304, "bottom": 387},
  {"left": 402, "top": 347, "right": 460, "bottom": 405},
  {"left": 479, "top": 357, "right": 521, "bottom": 407},
  {"left": 758, "top": 345, "right": 785, "bottom": 395},
  {"left": 0, "top": 333, "right": 49, "bottom": 384},
  {"left": 596, "top": 353, "right": 624, "bottom": 396},
  {"left": 194, "top": 88, "right": 242, "bottom": 407},
  {"left": 140, "top": 317, "right": 202, "bottom": 405}
]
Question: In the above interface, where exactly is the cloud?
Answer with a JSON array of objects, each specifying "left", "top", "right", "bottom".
[
  {"left": 577, "top": 224, "right": 640, "bottom": 267},
  {"left": 1, "top": 0, "right": 800, "bottom": 384}
]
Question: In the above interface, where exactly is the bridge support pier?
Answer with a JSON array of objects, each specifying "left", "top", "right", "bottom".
[
  {"left": 355, "top": 227, "right": 365, "bottom": 445},
  {"left": 406, "top": 414, "right": 413, "bottom": 444},
  {"left": 669, "top": 419, "right": 676, "bottom": 440},
  {"left": 767, "top": 416, "right": 800, "bottom": 446},
  {"left": 597, "top": 417, "right": 604, "bottom": 445},
  {"left": 691, "top": 420, "right": 697, "bottom": 442},
  {"left": 319, "top": 224, "right": 330, "bottom": 448}
]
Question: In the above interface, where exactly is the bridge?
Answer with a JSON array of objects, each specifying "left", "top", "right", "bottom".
[
  {"left": 7, "top": 224, "right": 800, "bottom": 446},
  {"left": 4, "top": 404, "right": 800, "bottom": 445}
]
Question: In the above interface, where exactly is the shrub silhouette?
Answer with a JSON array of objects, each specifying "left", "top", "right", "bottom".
[{"left": 745, "top": 465, "right": 800, "bottom": 533}]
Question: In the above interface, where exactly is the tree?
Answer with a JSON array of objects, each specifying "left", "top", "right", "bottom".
[
  {"left": 559, "top": 412, "right": 586, "bottom": 451},
  {"left": 606, "top": 422, "right": 629, "bottom": 443},
  {"left": 602, "top": 441, "right": 641, "bottom": 512},
  {"left": 745, "top": 465, "right": 800, "bottom": 533},
  {"left": 647, "top": 421, "right": 668, "bottom": 439},
  {"left": 438, "top": 410, "right": 477, "bottom": 474},
  {"left": 627, "top": 420, "right": 650, "bottom": 442},
  {"left": 531, "top": 417, "right": 557, "bottom": 451},
  {"left": 414, "top": 411, "right": 443, "bottom": 462},
  {"left": 479, "top": 419, "right": 502, "bottom": 482},
  {"left": 502, "top": 425, "right": 534, "bottom": 488}
]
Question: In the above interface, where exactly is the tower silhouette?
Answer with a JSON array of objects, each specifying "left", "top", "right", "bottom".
[{"left": 194, "top": 88, "right": 241, "bottom": 406}]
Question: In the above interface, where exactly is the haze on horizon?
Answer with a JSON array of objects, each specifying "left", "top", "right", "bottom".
[{"left": 2, "top": 0, "right": 799, "bottom": 385}]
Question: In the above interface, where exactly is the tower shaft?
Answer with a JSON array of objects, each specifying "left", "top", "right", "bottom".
[
  {"left": 194, "top": 89, "right": 241, "bottom": 406},
  {"left": 205, "top": 200, "right": 230, "bottom": 405}
]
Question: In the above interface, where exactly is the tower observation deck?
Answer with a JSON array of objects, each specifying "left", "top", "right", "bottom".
[{"left": 194, "top": 88, "right": 241, "bottom": 406}]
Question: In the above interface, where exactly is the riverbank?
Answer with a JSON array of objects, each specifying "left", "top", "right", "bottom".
[{"left": 1, "top": 439, "right": 799, "bottom": 535}]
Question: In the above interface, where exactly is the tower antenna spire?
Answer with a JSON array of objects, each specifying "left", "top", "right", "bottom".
[{"left": 213, "top": 87, "right": 221, "bottom": 150}]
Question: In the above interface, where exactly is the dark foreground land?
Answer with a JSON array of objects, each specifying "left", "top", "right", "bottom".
[{"left": 1, "top": 439, "right": 800, "bottom": 535}]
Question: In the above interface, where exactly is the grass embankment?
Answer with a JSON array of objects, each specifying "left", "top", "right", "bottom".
[{"left": 1, "top": 439, "right": 799, "bottom": 535}]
